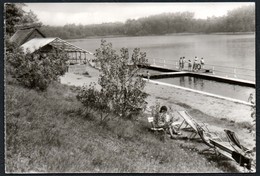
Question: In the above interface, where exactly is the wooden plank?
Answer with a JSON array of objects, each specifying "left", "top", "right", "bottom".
[
  {"left": 209, "top": 140, "right": 234, "bottom": 154},
  {"left": 217, "top": 149, "right": 234, "bottom": 161}
]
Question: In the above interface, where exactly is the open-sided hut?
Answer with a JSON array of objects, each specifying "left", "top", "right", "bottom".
[{"left": 20, "top": 37, "right": 94, "bottom": 64}]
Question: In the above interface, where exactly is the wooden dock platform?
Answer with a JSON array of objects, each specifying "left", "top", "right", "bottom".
[{"left": 142, "top": 65, "right": 255, "bottom": 88}]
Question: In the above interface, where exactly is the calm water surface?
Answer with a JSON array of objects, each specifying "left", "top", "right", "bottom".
[
  {"left": 157, "top": 76, "right": 254, "bottom": 102},
  {"left": 69, "top": 34, "right": 255, "bottom": 68},
  {"left": 68, "top": 34, "right": 255, "bottom": 81}
]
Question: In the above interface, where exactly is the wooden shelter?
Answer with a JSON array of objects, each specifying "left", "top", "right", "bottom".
[{"left": 20, "top": 37, "right": 93, "bottom": 64}]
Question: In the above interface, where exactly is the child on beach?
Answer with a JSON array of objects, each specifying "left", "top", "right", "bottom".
[
  {"left": 146, "top": 71, "right": 150, "bottom": 81},
  {"left": 248, "top": 93, "right": 254, "bottom": 104}
]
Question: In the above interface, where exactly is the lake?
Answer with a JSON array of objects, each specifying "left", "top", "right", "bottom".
[
  {"left": 155, "top": 76, "right": 254, "bottom": 102},
  {"left": 68, "top": 34, "right": 255, "bottom": 81}
]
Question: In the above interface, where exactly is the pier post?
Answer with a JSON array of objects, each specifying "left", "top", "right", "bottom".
[
  {"left": 176, "top": 62, "right": 178, "bottom": 69},
  {"left": 153, "top": 59, "right": 155, "bottom": 65},
  {"left": 212, "top": 66, "right": 215, "bottom": 75},
  {"left": 234, "top": 68, "right": 237, "bottom": 78}
]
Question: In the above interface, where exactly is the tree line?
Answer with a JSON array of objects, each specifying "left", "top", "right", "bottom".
[{"left": 41, "top": 5, "right": 255, "bottom": 39}]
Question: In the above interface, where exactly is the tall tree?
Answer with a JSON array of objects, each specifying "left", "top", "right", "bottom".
[
  {"left": 5, "top": 3, "right": 40, "bottom": 36},
  {"left": 5, "top": 3, "right": 23, "bottom": 36}
]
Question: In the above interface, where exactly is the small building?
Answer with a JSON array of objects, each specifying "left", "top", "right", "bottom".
[
  {"left": 10, "top": 24, "right": 46, "bottom": 46},
  {"left": 10, "top": 24, "right": 95, "bottom": 71},
  {"left": 20, "top": 37, "right": 94, "bottom": 64}
]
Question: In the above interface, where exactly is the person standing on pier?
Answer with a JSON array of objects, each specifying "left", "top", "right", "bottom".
[
  {"left": 188, "top": 60, "right": 192, "bottom": 71},
  {"left": 179, "top": 57, "right": 183, "bottom": 71},
  {"left": 182, "top": 57, "right": 186, "bottom": 70},
  {"left": 193, "top": 56, "right": 198, "bottom": 71},
  {"left": 200, "top": 57, "right": 205, "bottom": 69}
]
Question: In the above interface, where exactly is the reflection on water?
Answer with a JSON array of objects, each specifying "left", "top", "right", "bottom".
[
  {"left": 181, "top": 77, "right": 204, "bottom": 90},
  {"left": 157, "top": 76, "right": 255, "bottom": 102},
  {"left": 180, "top": 76, "right": 185, "bottom": 87}
]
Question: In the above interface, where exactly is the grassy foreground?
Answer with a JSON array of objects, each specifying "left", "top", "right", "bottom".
[{"left": 5, "top": 76, "right": 227, "bottom": 173}]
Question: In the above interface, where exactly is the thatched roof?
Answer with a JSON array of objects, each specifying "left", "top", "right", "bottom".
[
  {"left": 10, "top": 28, "right": 46, "bottom": 46},
  {"left": 20, "top": 37, "right": 93, "bottom": 54}
]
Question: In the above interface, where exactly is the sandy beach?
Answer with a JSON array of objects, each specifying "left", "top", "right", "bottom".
[{"left": 60, "top": 65, "right": 255, "bottom": 152}]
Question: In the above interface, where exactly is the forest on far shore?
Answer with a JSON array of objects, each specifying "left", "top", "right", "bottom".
[{"left": 41, "top": 5, "right": 254, "bottom": 39}]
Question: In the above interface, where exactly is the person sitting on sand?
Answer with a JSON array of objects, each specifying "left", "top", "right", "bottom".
[{"left": 156, "top": 106, "right": 181, "bottom": 139}]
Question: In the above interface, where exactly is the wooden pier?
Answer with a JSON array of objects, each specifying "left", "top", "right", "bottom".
[
  {"left": 143, "top": 57, "right": 255, "bottom": 82},
  {"left": 141, "top": 64, "right": 255, "bottom": 88}
]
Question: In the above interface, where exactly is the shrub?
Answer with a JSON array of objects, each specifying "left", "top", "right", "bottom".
[
  {"left": 94, "top": 40, "right": 149, "bottom": 118},
  {"left": 77, "top": 40, "right": 149, "bottom": 121},
  {"left": 77, "top": 83, "right": 111, "bottom": 122},
  {"left": 6, "top": 45, "right": 69, "bottom": 91}
]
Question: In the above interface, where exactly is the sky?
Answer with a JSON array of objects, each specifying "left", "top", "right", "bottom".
[{"left": 23, "top": 2, "right": 254, "bottom": 26}]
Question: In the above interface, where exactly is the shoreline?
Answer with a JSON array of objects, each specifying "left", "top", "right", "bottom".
[
  {"left": 60, "top": 67, "right": 254, "bottom": 123},
  {"left": 60, "top": 65, "right": 255, "bottom": 142},
  {"left": 146, "top": 79, "right": 253, "bottom": 108},
  {"left": 60, "top": 66, "right": 256, "bottom": 171}
]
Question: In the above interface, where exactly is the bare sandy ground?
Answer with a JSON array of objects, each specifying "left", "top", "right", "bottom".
[
  {"left": 143, "top": 80, "right": 255, "bottom": 149},
  {"left": 60, "top": 66, "right": 256, "bottom": 167},
  {"left": 145, "top": 80, "right": 254, "bottom": 123}
]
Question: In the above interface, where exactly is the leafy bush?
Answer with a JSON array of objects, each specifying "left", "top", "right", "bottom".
[
  {"left": 77, "top": 40, "right": 149, "bottom": 120},
  {"left": 95, "top": 40, "right": 149, "bottom": 118},
  {"left": 77, "top": 83, "right": 111, "bottom": 122},
  {"left": 6, "top": 45, "right": 69, "bottom": 91}
]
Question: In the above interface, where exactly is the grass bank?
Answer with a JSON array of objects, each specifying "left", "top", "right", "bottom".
[{"left": 6, "top": 75, "right": 240, "bottom": 173}]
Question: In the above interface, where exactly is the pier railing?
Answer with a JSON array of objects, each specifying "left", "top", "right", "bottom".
[{"left": 146, "top": 57, "right": 255, "bottom": 82}]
